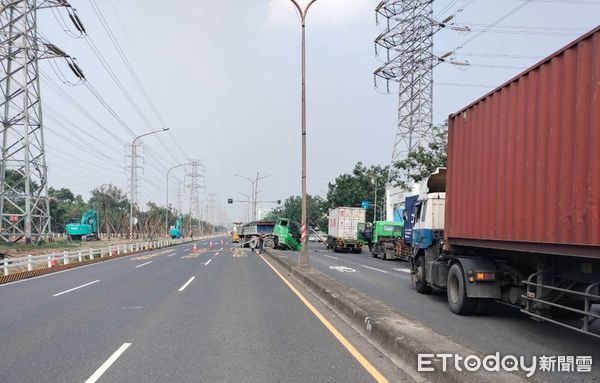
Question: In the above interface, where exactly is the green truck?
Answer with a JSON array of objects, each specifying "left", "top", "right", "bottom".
[
  {"left": 242, "top": 218, "right": 302, "bottom": 251},
  {"left": 272, "top": 218, "right": 302, "bottom": 251},
  {"left": 368, "top": 221, "right": 407, "bottom": 261},
  {"left": 65, "top": 209, "right": 99, "bottom": 241}
]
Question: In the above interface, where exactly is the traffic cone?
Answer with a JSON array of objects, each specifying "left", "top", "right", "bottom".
[
  {"left": 220, "top": 239, "right": 224, "bottom": 246},
  {"left": 192, "top": 244, "right": 198, "bottom": 254},
  {"left": 209, "top": 241, "right": 213, "bottom": 249},
  {"left": 51, "top": 255, "right": 58, "bottom": 267}
]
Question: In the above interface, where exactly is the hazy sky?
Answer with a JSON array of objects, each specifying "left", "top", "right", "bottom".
[{"left": 36, "top": 0, "right": 599, "bottom": 223}]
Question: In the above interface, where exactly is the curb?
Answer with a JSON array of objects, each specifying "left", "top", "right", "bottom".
[{"left": 264, "top": 249, "right": 527, "bottom": 383}]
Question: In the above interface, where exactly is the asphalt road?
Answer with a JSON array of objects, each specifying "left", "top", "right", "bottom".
[
  {"left": 0, "top": 237, "right": 386, "bottom": 383},
  {"left": 281, "top": 242, "right": 600, "bottom": 383}
]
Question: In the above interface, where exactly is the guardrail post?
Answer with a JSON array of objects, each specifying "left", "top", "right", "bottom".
[
  {"left": 47, "top": 254, "right": 52, "bottom": 268},
  {"left": 27, "top": 255, "right": 33, "bottom": 271},
  {"left": 117, "top": 245, "right": 121, "bottom": 255},
  {"left": 3, "top": 258, "right": 8, "bottom": 276},
  {"left": 78, "top": 251, "right": 82, "bottom": 263},
  {"left": 100, "top": 247, "right": 104, "bottom": 258},
  {"left": 64, "top": 250, "right": 69, "bottom": 265},
  {"left": 108, "top": 246, "right": 112, "bottom": 257},
  {"left": 89, "top": 248, "right": 93, "bottom": 260}
]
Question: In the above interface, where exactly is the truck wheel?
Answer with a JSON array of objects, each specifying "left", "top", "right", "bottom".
[
  {"left": 414, "top": 256, "right": 432, "bottom": 294},
  {"left": 263, "top": 238, "right": 275, "bottom": 249},
  {"left": 249, "top": 237, "right": 258, "bottom": 249},
  {"left": 447, "top": 263, "right": 478, "bottom": 315}
]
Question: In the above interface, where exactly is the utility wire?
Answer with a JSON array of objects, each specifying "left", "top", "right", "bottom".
[
  {"left": 106, "top": 0, "right": 189, "bottom": 160},
  {"left": 87, "top": 0, "right": 185, "bottom": 165},
  {"left": 40, "top": 70, "right": 126, "bottom": 144},
  {"left": 455, "top": 0, "right": 534, "bottom": 51}
]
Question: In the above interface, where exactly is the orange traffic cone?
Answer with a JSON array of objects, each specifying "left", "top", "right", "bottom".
[
  {"left": 192, "top": 244, "right": 198, "bottom": 254},
  {"left": 209, "top": 241, "right": 213, "bottom": 249},
  {"left": 51, "top": 255, "right": 58, "bottom": 267}
]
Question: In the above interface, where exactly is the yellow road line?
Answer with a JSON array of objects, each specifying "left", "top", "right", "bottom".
[{"left": 257, "top": 254, "right": 389, "bottom": 383}]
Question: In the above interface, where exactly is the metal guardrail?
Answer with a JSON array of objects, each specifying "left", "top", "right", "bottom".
[
  {"left": 0, "top": 237, "right": 195, "bottom": 277},
  {"left": 521, "top": 269, "right": 600, "bottom": 339}
]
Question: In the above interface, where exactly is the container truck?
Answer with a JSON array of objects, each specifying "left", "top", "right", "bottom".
[
  {"left": 410, "top": 26, "right": 600, "bottom": 337},
  {"left": 327, "top": 207, "right": 366, "bottom": 253}
]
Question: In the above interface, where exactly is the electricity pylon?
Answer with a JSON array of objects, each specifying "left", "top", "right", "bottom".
[{"left": 0, "top": 0, "right": 85, "bottom": 243}]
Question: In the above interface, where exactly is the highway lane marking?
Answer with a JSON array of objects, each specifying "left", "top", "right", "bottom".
[
  {"left": 322, "top": 254, "right": 339, "bottom": 260},
  {"left": 329, "top": 266, "right": 357, "bottom": 273},
  {"left": 215, "top": 252, "right": 220, "bottom": 256},
  {"left": 135, "top": 261, "right": 152, "bottom": 268},
  {"left": 178, "top": 276, "right": 196, "bottom": 292},
  {"left": 394, "top": 268, "right": 411, "bottom": 274},
  {"left": 361, "top": 265, "right": 388, "bottom": 274},
  {"left": 258, "top": 254, "right": 388, "bottom": 383},
  {"left": 204, "top": 259, "right": 212, "bottom": 266},
  {"left": 52, "top": 280, "right": 100, "bottom": 297},
  {"left": 84, "top": 342, "right": 131, "bottom": 383}
]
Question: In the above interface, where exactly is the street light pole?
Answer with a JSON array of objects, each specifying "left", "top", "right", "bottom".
[
  {"left": 373, "top": 176, "right": 378, "bottom": 221},
  {"left": 165, "top": 163, "right": 186, "bottom": 237},
  {"left": 290, "top": 0, "right": 318, "bottom": 270},
  {"left": 129, "top": 128, "right": 169, "bottom": 241},
  {"left": 238, "top": 192, "right": 251, "bottom": 222},
  {"left": 235, "top": 173, "right": 269, "bottom": 221}
]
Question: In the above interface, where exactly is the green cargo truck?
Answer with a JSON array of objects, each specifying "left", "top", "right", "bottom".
[
  {"left": 272, "top": 218, "right": 302, "bottom": 251},
  {"left": 369, "top": 221, "right": 406, "bottom": 260}
]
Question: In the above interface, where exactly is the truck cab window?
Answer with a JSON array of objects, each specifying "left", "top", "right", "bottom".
[{"left": 420, "top": 201, "right": 427, "bottom": 223}]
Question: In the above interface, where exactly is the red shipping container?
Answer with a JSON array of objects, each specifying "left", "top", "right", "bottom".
[{"left": 445, "top": 25, "right": 600, "bottom": 258}]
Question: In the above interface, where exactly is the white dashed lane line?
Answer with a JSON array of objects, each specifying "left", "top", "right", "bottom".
[
  {"left": 135, "top": 261, "right": 152, "bottom": 269},
  {"left": 52, "top": 280, "right": 100, "bottom": 297},
  {"left": 84, "top": 343, "right": 131, "bottom": 383},
  {"left": 178, "top": 276, "right": 196, "bottom": 292},
  {"left": 360, "top": 265, "right": 388, "bottom": 274}
]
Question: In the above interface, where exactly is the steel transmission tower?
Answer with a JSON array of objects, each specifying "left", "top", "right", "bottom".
[
  {"left": 375, "top": 0, "right": 435, "bottom": 184},
  {"left": 126, "top": 142, "right": 144, "bottom": 223},
  {"left": 0, "top": 0, "right": 85, "bottom": 243},
  {"left": 185, "top": 160, "right": 204, "bottom": 236}
]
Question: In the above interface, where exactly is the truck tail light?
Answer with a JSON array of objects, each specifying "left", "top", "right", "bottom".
[{"left": 475, "top": 272, "right": 495, "bottom": 282}]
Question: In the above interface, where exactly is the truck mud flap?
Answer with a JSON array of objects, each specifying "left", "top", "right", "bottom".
[{"left": 455, "top": 258, "right": 501, "bottom": 299}]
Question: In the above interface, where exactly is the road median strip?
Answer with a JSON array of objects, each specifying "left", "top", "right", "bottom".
[{"left": 263, "top": 248, "right": 525, "bottom": 383}]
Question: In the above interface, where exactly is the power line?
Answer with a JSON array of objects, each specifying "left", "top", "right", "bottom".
[
  {"left": 105, "top": 0, "right": 189, "bottom": 160},
  {"left": 40, "top": 70, "right": 126, "bottom": 144},
  {"left": 86, "top": 0, "right": 185, "bottom": 165},
  {"left": 455, "top": 0, "right": 535, "bottom": 50}
]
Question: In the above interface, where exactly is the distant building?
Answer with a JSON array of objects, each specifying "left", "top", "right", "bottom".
[{"left": 258, "top": 208, "right": 274, "bottom": 220}]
